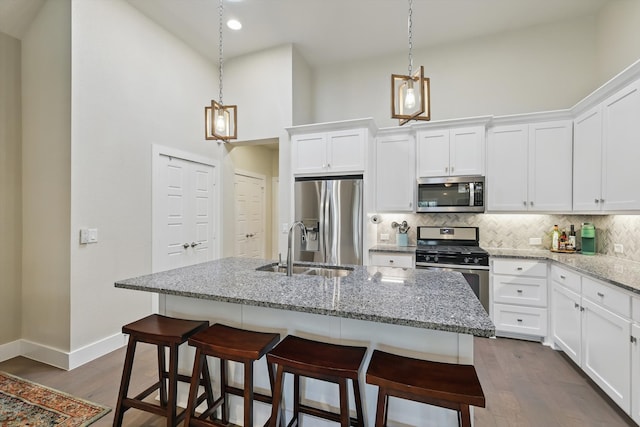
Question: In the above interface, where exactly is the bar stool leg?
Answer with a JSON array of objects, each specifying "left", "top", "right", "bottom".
[
  {"left": 338, "top": 377, "right": 349, "bottom": 427},
  {"left": 184, "top": 348, "right": 204, "bottom": 426},
  {"left": 292, "top": 373, "right": 301, "bottom": 425},
  {"left": 352, "top": 378, "right": 365, "bottom": 427},
  {"left": 201, "top": 356, "right": 215, "bottom": 412},
  {"left": 459, "top": 404, "right": 471, "bottom": 427},
  {"left": 220, "top": 358, "right": 228, "bottom": 423},
  {"left": 374, "top": 388, "right": 387, "bottom": 427},
  {"left": 167, "top": 343, "right": 179, "bottom": 427},
  {"left": 158, "top": 345, "right": 168, "bottom": 407},
  {"left": 113, "top": 338, "right": 138, "bottom": 427},
  {"left": 243, "top": 361, "right": 254, "bottom": 427},
  {"left": 269, "top": 365, "right": 285, "bottom": 427}
]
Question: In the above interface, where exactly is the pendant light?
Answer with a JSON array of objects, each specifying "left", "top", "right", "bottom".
[
  {"left": 205, "top": 0, "right": 237, "bottom": 141},
  {"left": 391, "top": 0, "right": 430, "bottom": 125}
]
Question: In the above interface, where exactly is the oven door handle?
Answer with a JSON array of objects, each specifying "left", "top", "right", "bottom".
[{"left": 415, "top": 262, "right": 489, "bottom": 271}]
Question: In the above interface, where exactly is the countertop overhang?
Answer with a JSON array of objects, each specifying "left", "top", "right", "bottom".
[{"left": 115, "top": 257, "right": 495, "bottom": 337}]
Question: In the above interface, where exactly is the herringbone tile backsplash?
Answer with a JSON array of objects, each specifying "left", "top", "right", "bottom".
[{"left": 374, "top": 213, "right": 640, "bottom": 262}]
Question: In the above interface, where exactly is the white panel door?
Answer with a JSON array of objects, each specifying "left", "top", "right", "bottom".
[
  {"left": 573, "top": 106, "right": 603, "bottom": 211},
  {"left": 602, "top": 79, "right": 640, "bottom": 211},
  {"left": 582, "top": 297, "right": 631, "bottom": 413},
  {"left": 632, "top": 323, "right": 640, "bottom": 424},
  {"left": 234, "top": 173, "right": 265, "bottom": 259},
  {"left": 528, "top": 120, "right": 573, "bottom": 211},
  {"left": 487, "top": 124, "right": 528, "bottom": 211},
  {"left": 450, "top": 126, "right": 484, "bottom": 176},
  {"left": 551, "top": 282, "right": 582, "bottom": 365},
  {"left": 376, "top": 133, "right": 415, "bottom": 212},
  {"left": 155, "top": 155, "right": 216, "bottom": 272},
  {"left": 416, "top": 129, "right": 449, "bottom": 177}
]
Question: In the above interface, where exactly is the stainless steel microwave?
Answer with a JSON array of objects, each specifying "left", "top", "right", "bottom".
[{"left": 416, "top": 176, "right": 485, "bottom": 213}]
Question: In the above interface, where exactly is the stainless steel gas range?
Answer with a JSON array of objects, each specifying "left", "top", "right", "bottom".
[{"left": 415, "top": 226, "right": 489, "bottom": 312}]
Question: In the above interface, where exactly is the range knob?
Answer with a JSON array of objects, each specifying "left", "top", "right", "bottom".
[
  {"left": 463, "top": 257, "right": 471, "bottom": 264},
  {"left": 433, "top": 255, "right": 438, "bottom": 263},
  {"left": 473, "top": 257, "right": 481, "bottom": 264}
]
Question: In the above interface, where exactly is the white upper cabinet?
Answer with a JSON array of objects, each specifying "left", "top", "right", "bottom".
[
  {"left": 601, "top": 79, "right": 640, "bottom": 211},
  {"left": 376, "top": 131, "right": 415, "bottom": 212},
  {"left": 416, "top": 125, "right": 484, "bottom": 177},
  {"left": 487, "top": 124, "right": 528, "bottom": 211},
  {"left": 291, "top": 123, "right": 370, "bottom": 176},
  {"left": 487, "top": 119, "right": 572, "bottom": 212},
  {"left": 573, "top": 106, "right": 603, "bottom": 212}
]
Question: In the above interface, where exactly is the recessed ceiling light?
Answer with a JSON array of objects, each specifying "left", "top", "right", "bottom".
[{"left": 227, "top": 19, "right": 242, "bottom": 30}]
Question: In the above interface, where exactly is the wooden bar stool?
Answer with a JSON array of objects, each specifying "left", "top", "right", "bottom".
[
  {"left": 184, "top": 323, "right": 281, "bottom": 427},
  {"left": 365, "top": 349, "right": 485, "bottom": 427},
  {"left": 267, "top": 335, "right": 367, "bottom": 427},
  {"left": 113, "top": 314, "right": 213, "bottom": 427}
]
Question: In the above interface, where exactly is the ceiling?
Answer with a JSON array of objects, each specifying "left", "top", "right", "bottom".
[{"left": 1, "top": 0, "right": 612, "bottom": 66}]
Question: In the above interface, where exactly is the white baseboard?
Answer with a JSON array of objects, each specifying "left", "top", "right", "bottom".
[
  {"left": 14, "top": 333, "right": 127, "bottom": 371},
  {"left": 0, "top": 340, "right": 21, "bottom": 362}
]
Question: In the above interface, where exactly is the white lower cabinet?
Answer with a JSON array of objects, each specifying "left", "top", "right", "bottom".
[
  {"left": 551, "top": 280, "right": 582, "bottom": 365},
  {"left": 491, "top": 259, "right": 548, "bottom": 339},
  {"left": 631, "top": 298, "right": 640, "bottom": 424},
  {"left": 369, "top": 252, "right": 414, "bottom": 268},
  {"left": 550, "top": 265, "right": 633, "bottom": 416}
]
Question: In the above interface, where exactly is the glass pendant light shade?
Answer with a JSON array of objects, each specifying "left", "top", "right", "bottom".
[
  {"left": 205, "top": 100, "right": 237, "bottom": 141},
  {"left": 391, "top": 65, "right": 430, "bottom": 125}
]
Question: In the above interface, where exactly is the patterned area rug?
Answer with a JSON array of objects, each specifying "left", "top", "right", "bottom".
[{"left": 0, "top": 371, "right": 110, "bottom": 426}]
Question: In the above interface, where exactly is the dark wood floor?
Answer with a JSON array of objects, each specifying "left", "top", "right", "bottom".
[{"left": 0, "top": 337, "right": 635, "bottom": 426}]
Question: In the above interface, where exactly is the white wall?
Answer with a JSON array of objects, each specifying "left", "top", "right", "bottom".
[
  {"left": 225, "top": 44, "right": 294, "bottom": 141},
  {"left": 292, "top": 46, "right": 313, "bottom": 126},
  {"left": 69, "top": 0, "right": 220, "bottom": 352},
  {"left": 313, "top": 15, "right": 600, "bottom": 126},
  {"left": 0, "top": 31, "right": 22, "bottom": 345},
  {"left": 596, "top": 0, "right": 640, "bottom": 83},
  {"left": 21, "top": 0, "right": 72, "bottom": 352}
]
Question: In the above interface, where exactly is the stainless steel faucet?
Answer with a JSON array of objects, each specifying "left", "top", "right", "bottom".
[{"left": 287, "top": 221, "right": 307, "bottom": 276}]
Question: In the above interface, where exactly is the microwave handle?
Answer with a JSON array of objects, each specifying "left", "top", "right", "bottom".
[{"left": 469, "top": 182, "right": 475, "bottom": 207}]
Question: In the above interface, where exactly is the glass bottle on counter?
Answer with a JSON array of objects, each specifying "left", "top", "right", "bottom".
[
  {"left": 552, "top": 225, "right": 560, "bottom": 251},
  {"left": 568, "top": 225, "right": 576, "bottom": 250}
]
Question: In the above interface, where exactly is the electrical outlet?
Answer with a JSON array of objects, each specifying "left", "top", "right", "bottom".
[
  {"left": 614, "top": 243, "right": 624, "bottom": 253},
  {"left": 380, "top": 233, "right": 390, "bottom": 242},
  {"left": 529, "top": 237, "right": 542, "bottom": 245}
]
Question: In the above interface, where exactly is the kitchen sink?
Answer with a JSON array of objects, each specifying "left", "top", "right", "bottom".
[{"left": 256, "top": 263, "right": 353, "bottom": 278}]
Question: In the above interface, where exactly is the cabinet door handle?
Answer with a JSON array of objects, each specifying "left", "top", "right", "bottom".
[
  {"left": 632, "top": 336, "right": 638, "bottom": 344},
  {"left": 580, "top": 306, "right": 585, "bottom": 312},
  {"left": 600, "top": 198, "right": 605, "bottom": 203},
  {"left": 389, "top": 259, "right": 394, "bottom": 264},
  {"left": 530, "top": 201, "right": 534, "bottom": 206},
  {"left": 451, "top": 166, "right": 454, "bottom": 173},
  {"left": 574, "top": 302, "right": 580, "bottom": 309},
  {"left": 190, "top": 242, "right": 202, "bottom": 247},
  {"left": 517, "top": 289, "right": 523, "bottom": 294},
  {"left": 597, "top": 292, "right": 604, "bottom": 298},
  {"left": 560, "top": 275, "right": 566, "bottom": 279},
  {"left": 516, "top": 319, "right": 523, "bottom": 322},
  {"left": 183, "top": 243, "right": 190, "bottom": 249},
  {"left": 523, "top": 201, "right": 527, "bottom": 206},
  {"left": 409, "top": 202, "right": 412, "bottom": 208},
  {"left": 327, "top": 163, "right": 331, "bottom": 168},
  {"left": 516, "top": 267, "right": 523, "bottom": 271},
  {"left": 445, "top": 166, "right": 449, "bottom": 173},
  {"left": 595, "top": 198, "right": 599, "bottom": 204}
]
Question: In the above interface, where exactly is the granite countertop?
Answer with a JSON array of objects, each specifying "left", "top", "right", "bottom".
[
  {"left": 115, "top": 257, "right": 495, "bottom": 337},
  {"left": 488, "top": 248, "right": 640, "bottom": 294}
]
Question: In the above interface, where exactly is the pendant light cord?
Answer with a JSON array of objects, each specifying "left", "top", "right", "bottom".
[
  {"left": 407, "top": 0, "right": 413, "bottom": 76},
  {"left": 218, "top": 0, "right": 224, "bottom": 105}
]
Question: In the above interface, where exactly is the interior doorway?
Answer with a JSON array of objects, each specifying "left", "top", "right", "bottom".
[{"left": 234, "top": 171, "right": 266, "bottom": 259}]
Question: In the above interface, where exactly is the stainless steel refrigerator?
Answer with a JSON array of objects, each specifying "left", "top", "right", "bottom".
[{"left": 294, "top": 175, "right": 363, "bottom": 265}]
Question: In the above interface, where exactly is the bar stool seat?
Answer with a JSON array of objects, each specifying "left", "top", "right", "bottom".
[
  {"left": 365, "top": 349, "right": 485, "bottom": 427},
  {"left": 184, "top": 323, "right": 281, "bottom": 427},
  {"left": 267, "top": 335, "right": 367, "bottom": 427},
  {"left": 113, "top": 314, "right": 213, "bottom": 427}
]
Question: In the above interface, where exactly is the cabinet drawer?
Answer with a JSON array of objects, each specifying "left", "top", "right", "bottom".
[
  {"left": 550, "top": 265, "right": 581, "bottom": 293},
  {"left": 370, "top": 252, "right": 413, "bottom": 268},
  {"left": 493, "top": 259, "right": 547, "bottom": 277},
  {"left": 493, "top": 276, "right": 547, "bottom": 307},
  {"left": 582, "top": 277, "right": 630, "bottom": 318},
  {"left": 494, "top": 303, "right": 548, "bottom": 336}
]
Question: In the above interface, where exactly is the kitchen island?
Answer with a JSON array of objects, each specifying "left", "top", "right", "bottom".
[{"left": 115, "top": 257, "right": 494, "bottom": 426}]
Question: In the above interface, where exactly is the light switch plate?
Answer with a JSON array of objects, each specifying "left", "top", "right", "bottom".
[
  {"left": 529, "top": 237, "right": 542, "bottom": 245},
  {"left": 80, "top": 228, "right": 98, "bottom": 244},
  {"left": 380, "top": 233, "right": 390, "bottom": 241},
  {"left": 614, "top": 243, "right": 624, "bottom": 253}
]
